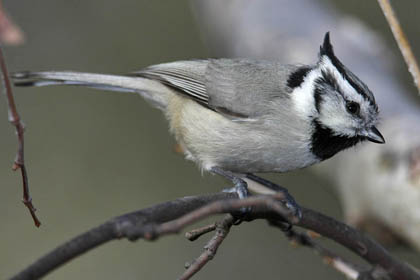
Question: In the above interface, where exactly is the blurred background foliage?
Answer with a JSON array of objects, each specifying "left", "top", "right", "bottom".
[{"left": 0, "top": 1, "right": 419, "bottom": 279}]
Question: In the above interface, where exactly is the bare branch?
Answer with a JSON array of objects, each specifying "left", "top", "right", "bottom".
[
  {"left": 179, "top": 214, "right": 235, "bottom": 280},
  {"left": 9, "top": 191, "right": 420, "bottom": 280},
  {"left": 0, "top": 45, "right": 40, "bottom": 227},
  {"left": 377, "top": 0, "right": 420, "bottom": 94}
]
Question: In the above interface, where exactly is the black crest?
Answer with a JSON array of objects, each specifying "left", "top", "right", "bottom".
[
  {"left": 319, "top": 32, "right": 344, "bottom": 69},
  {"left": 318, "top": 32, "right": 377, "bottom": 108},
  {"left": 318, "top": 32, "right": 346, "bottom": 82},
  {"left": 319, "top": 32, "right": 335, "bottom": 59}
]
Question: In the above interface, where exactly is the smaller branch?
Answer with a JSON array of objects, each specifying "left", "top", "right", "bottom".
[
  {"left": 377, "top": 0, "right": 420, "bottom": 95},
  {"left": 0, "top": 45, "right": 40, "bottom": 227},
  {"left": 296, "top": 209, "right": 418, "bottom": 280},
  {"left": 185, "top": 223, "right": 217, "bottom": 241},
  {"left": 270, "top": 220, "right": 364, "bottom": 279},
  {"left": 179, "top": 214, "right": 235, "bottom": 280}
]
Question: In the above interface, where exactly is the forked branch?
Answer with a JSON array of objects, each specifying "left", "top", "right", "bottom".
[{"left": 179, "top": 214, "right": 235, "bottom": 280}]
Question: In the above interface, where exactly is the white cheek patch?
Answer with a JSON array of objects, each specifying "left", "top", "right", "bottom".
[
  {"left": 319, "top": 107, "right": 355, "bottom": 136},
  {"left": 291, "top": 69, "right": 321, "bottom": 118}
]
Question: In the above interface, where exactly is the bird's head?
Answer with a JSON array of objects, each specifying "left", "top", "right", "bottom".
[{"left": 290, "top": 32, "right": 384, "bottom": 160}]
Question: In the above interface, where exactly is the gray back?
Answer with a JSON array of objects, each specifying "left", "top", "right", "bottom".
[
  {"left": 206, "top": 59, "right": 301, "bottom": 117},
  {"left": 137, "top": 59, "right": 301, "bottom": 119}
]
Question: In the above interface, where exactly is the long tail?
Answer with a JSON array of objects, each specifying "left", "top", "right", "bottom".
[{"left": 12, "top": 71, "right": 172, "bottom": 109}]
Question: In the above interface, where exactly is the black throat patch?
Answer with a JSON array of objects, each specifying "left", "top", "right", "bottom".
[{"left": 311, "top": 119, "right": 363, "bottom": 160}]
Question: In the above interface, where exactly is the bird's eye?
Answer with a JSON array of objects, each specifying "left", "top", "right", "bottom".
[{"left": 346, "top": 101, "right": 360, "bottom": 115}]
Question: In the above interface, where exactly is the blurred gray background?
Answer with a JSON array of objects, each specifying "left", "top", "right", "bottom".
[{"left": 0, "top": 1, "right": 419, "bottom": 279}]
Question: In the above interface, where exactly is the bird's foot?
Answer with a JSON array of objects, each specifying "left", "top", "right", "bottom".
[
  {"left": 212, "top": 167, "right": 301, "bottom": 225},
  {"left": 246, "top": 173, "right": 302, "bottom": 222}
]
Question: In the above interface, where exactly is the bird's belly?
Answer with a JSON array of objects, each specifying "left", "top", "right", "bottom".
[
  {"left": 166, "top": 96, "right": 317, "bottom": 173},
  {"left": 215, "top": 150, "right": 319, "bottom": 173}
]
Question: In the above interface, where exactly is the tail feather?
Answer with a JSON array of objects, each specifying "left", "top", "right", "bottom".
[{"left": 12, "top": 71, "right": 172, "bottom": 109}]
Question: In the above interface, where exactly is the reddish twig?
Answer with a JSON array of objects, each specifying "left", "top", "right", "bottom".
[
  {"left": 377, "top": 0, "right": 420, "bottom": 95},
  {"left": 0, "top": 45, "right": 40, "bottom": 227},
  {"left": 180, "top": 214, "right": 235, "bottom": 280},
  {"left": 0, "top": 2, "right": 24, "bottom": 45}
]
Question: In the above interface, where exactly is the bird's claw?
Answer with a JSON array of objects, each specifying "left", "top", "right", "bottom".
[{"left": 281, "top": 198, "right": 302, "bottom": 222}]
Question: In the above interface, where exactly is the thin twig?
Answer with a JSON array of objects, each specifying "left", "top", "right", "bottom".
[
  {"left": 377, "top": 0, "right": 420, "bottom": 94},
  {"left": 0, "top": 45, "right": 40, "bottom": 227},
  {"left": 185, "top": 223, "right": 217, "bottom": 241},
  {"left": 179, "top": 214, "right": 235, "bottom": 280}
]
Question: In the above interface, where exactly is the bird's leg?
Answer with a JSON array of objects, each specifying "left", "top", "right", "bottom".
[
  {"left": 245, "top": 173, "right": 302, "bottom": 220},
  {"left": 211, "top": 167, "right": 249, "bottom": 199},
  {"left": 211, "top": 167, "right": 250, "bottom": 223}
]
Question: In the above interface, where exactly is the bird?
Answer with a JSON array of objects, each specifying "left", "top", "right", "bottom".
[{"left": 12, "top": 32, "right": 385, "bottom": 218}]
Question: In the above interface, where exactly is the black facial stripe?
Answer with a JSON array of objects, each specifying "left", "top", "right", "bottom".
[
  {"left": 321, "top": 70, "right": 342, "bottom": 94},
  {"left": 311, "top": 119, "right": 363, "bottom": 160},
  {"left": 327, "top": 57, "right": 370, "bottom": 101},
  {"left": 313, "top": 81, "right": 324, "bottom": 113},
  {"left": 313, "top": 71, "right": 344, "bottom": 113},
  {"left": 287, "top": 66, "right": 313, "bottom": 89}
]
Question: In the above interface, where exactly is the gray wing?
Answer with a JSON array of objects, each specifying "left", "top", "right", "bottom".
[
  {"left": 133, "top": 60, "right": 209, "bottom": 106},
  {"left": 134, "top": 59, "right": 298, "bottom": 118}
]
